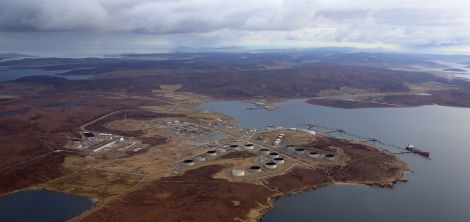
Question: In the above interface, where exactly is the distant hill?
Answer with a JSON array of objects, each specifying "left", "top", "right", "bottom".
[
  {"left": 443, "top": 68, "right": 466, "bottom": 72},
  {"left": 0, "top": 53, "right": 36, "bottom": 60}
]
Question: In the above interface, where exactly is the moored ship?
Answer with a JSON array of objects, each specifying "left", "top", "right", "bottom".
[{"left": 405, "top": 144, "right": 430, "bottom": 158}]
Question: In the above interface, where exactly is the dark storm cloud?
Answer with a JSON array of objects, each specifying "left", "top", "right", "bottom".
[{"left": 0, "top": 0, "right": 469, "bottom": 48}]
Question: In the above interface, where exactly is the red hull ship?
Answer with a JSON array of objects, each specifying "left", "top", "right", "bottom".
[{"left": 405, "top": 144, "right": 430, "bottom": 158}]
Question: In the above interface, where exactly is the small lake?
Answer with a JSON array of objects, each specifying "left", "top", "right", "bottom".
[
  {"left": 200, "top": 100, "right": 470, "bottom": 222},
  {"left": 0, "top": 68, "right": 92, "bottom": 82},
  {"left": 0, "top": 189, "right": 93, "bottom": 222}
]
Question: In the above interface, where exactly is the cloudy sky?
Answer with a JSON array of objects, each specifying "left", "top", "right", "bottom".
[{"left": 1, "top": 0, "right": 470, "bottom": 56}]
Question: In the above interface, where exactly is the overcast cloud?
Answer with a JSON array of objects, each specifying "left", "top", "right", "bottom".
[{"left": 1, "top": 0, "right": 470, "bottom": 52}]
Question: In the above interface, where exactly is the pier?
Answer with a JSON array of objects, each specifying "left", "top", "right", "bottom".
[
  {"left": 298, "top": 122, "right": 429, "bottom": 158},
  {"left": 322, "top": 129, "right": 345, "bottom": 134}
]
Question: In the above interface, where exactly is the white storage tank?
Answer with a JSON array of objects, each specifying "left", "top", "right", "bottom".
[
  {"left": 260, "top": 149, "right": 270, "bottom": 155},
  {"left": 273, "top": 157, "right": 285, "bottom": 164},
  {"left": 231, "top": 169, "right": 245, "bottom": 177},
  {"left": 265, "top": 162, "right": 277, "bottom": 169},
  {"left": 306, "top": 130, "right": 316, "bottom": 135},
  {"left": 229, "top": 144, "right": 240, "bottom": 151},
  {"left": 269, "top": 152, "right": 280, "bottom": 158},
  {"left": 206, "top": 150, "right": 217, "bottom": 157},
  {"left": 295, "top": 148, "right": 305, "bottom": 154},
  {"left": 182, "top": 159, "right": 195, "bottom": 166},
  {"left": 244, "top": 144, "right": 254, "bottom": 150},
  {"left": 324, "top": 154, "right": 336, "bottom": 161},
  {"left": 308, "top": 151, "right": 320, "bottom": 158},
  {"left": 249, "top": 165, "right": 262, "bottom": 173},
  {"left": 273, "top": 139, "right": 281, "bottom": 146}
]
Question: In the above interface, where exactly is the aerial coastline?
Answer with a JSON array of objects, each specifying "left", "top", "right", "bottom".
[{"left": 1, "top": 51, "right": 468, "bottom": 221}]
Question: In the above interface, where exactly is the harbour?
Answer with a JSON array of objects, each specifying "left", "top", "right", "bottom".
[{"left": 200, "top": 99, "right": 470, "bottom": 222}]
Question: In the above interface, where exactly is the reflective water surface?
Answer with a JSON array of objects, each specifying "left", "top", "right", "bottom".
[
  {"left": 0, "top": 189, "right": 92, "bottom": 222},
  {"left": 201, "top": 100, "right": 470, "bottom": 222}
]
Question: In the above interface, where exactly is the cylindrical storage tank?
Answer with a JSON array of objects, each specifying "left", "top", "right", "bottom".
[
  {"left": 279, "top": 133, "right": 285, "bottom": 137},
  {"left": 229, "top": 144, "right": 240, "bottom": 151},
  {"left": 273, "top": 139, "right": 281, "bottom": 146},
  {"left": 273, "top": 157, "right": 285, "bottom": 164},
  {"left": 231, "top": 169, "right": 245, "bottom": 177},
  {"left": 308, "top": 151, "right": 320, "bottom": 158},
  {"left": 306, "top": 130, "right": 316, "bottom": 136},
  {"left": 195, "top": 156, "right": 206, "bottom": 162},
  {"left": 269, "top": 152, "right": 280, "bottom": 158},
  {"left": 265, "top": 162, "right": 277, "bottom": 169},
  {"left": 244, "top": 144, "right": 254, "bottom": 150},
  {"left": 206, "top": 150, "right": 217, "bottom": 157},
  {"left": 295, "top": 148, "right": 305, "bottom": 154},
  {"left": 249, "top": 166, "right": 262, "bottom": 173},
  {"left": 324, "top": 154, "right": 336, "bottom": 161},
  {"left": 217, "top": 148, "right": 226, "bottom": 153},
  {"left": 260, "top": 149, "right": 270, "bottom": 155},
  {"left": 182, "top": 159, "right": 195, "bottom": 166}
]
